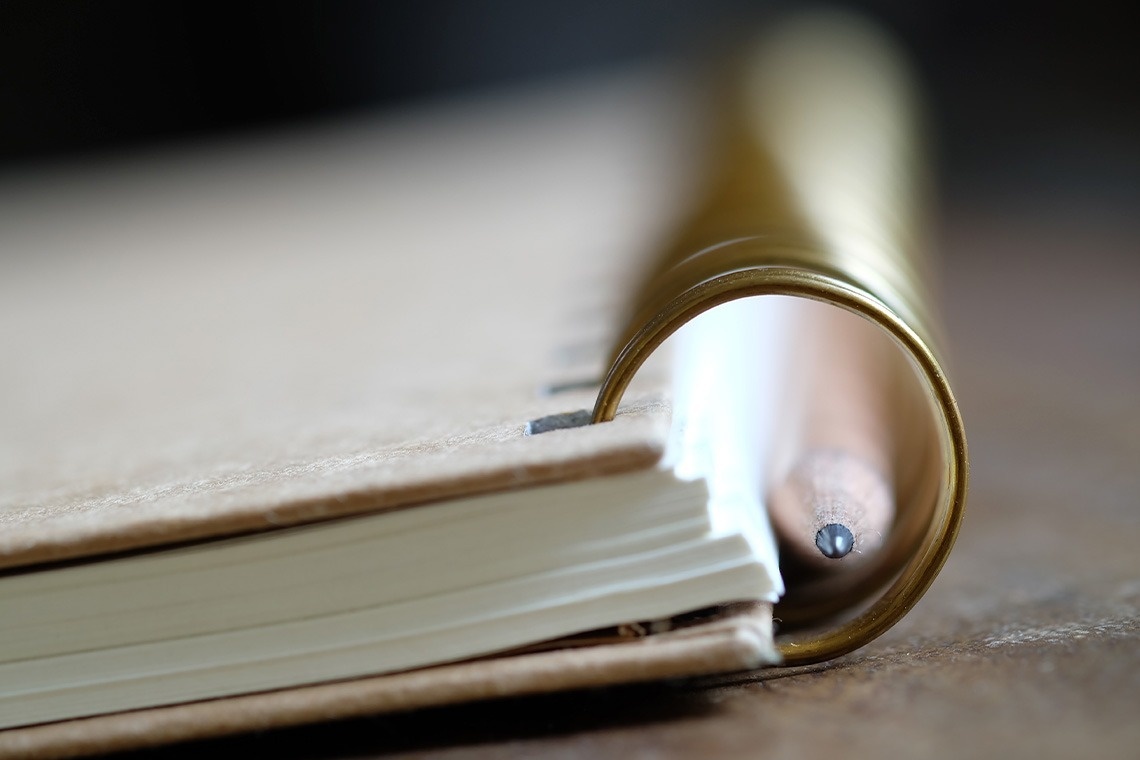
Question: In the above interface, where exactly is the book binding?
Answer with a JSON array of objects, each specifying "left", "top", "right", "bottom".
[{"left": 591, "top": 12, "right": 968, "bottom": 666}]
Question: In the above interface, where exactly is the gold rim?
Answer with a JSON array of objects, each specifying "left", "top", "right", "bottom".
[{"left": 591, "top": 264, "right": 967, "bottom": 666}]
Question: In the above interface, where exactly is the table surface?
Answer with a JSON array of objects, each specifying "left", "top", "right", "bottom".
[{"left": 114, "top": 196, "right": 1138, "bottom": 760}]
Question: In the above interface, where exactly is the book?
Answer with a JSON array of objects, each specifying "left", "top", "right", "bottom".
[
  {"left": 0, "top": 63, "right": 778, "bottom": 760},
  {"left": 0, "top": 12, "right": 967, "bottom": 758}
]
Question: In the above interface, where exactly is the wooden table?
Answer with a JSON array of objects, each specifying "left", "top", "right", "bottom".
[{"left": 123, "top": 199, "right": 1138, "bottom": 759}]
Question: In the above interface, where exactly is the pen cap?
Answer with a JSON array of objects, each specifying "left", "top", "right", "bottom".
[{"left": 592, "top": 11, "right": 967, "bottom": 666}]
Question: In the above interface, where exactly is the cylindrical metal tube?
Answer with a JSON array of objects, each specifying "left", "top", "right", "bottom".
[{"left": 592, "top": 12, "right": 968, "bottom": 666}]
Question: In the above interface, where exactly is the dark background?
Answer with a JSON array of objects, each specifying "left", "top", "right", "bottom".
[{"left": 1, "top": 0, "right": 1137, "bottom": 205}]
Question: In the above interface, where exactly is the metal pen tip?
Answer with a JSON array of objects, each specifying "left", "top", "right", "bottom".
[{"left": 815, "top": 523, "right": 854, "bottom": 559}]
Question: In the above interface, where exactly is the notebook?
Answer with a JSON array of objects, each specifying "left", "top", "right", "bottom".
[
  {"left": 0, "top": 66, "right": 787, "bottom": 757},
  {"left": 0, "top": 13, "right": 967, "bottom": 758}
]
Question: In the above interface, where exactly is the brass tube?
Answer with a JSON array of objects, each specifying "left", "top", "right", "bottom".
[{"left": 592, "top": 12, "right": 968, "bottom": 666}]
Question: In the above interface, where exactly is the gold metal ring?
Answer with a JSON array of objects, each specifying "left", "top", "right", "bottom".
[{"left": 591, "top": 259, "right": 967, "bottom": 666}]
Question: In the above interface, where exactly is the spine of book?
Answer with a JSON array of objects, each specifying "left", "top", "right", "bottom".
[{"left": 591, "top": 11, "right": 968, "bottom": 666}]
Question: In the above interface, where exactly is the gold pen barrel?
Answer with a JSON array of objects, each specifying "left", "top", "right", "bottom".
[{"left": 592, "top": 12, "right": 968, "bottom": 665}]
